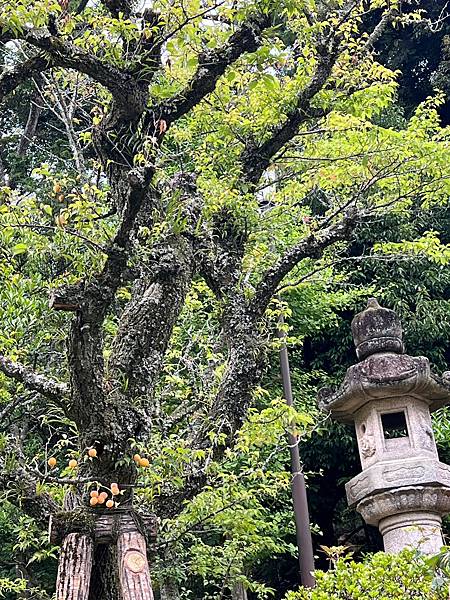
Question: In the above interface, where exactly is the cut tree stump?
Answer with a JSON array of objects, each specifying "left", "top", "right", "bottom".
[
  {"left": 56, "top": 532, "right": 94, "bottom": 600},
  {"left": 117, "top": 524, "right": 154, "bottom": 600}
]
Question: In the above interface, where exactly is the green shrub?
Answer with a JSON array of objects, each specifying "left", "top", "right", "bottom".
[{"left": 285, "top": 550, "right": 447, "bottom": 600}]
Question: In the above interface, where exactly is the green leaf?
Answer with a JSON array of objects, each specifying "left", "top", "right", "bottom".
[{"left": 12, "top": 243, "right": 28, "bottom": 256}]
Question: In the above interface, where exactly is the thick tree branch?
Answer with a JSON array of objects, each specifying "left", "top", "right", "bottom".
[
  {"left": 0, "top": 354, "right": 69, "bottom": 401},
  {"left": 108, "top": 174, "right": 200, "bottom": 401},
  {"left": 107, "top": 241, "right": 194, "bottom": 401},
  {"left": 189, "top": 306, "right": 264, "bottom": 454},
  {"left": 154, "top": 13, "right": 271, "bottom": 128},
  {"left": 22, "top": 30, "right": 147, "bottom": 116},
  {"left": 365, "top": 8, "right": 399, "bottom": 49},
  {"left": 0, "top": 54, "right": 49, "bottom": 104},
  {"left": 199, "top": 207, "right": 247, "bottom": 298},
  {"left": 63, "top": 170, "right": 155, "bottom": 418},
  {"left": 250, "top": 207, "right": 363, "bottom": 319},
  {"left": 240, "top": 46, "right": 339, "bottom": 185}
]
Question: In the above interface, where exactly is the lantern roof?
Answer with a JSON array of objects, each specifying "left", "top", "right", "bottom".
[{"left": 318, "top": 299, "right": 450, "bottom": 421}]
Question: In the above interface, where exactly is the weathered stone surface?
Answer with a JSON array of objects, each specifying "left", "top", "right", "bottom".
[
  {"left": 353, "top": 397, "right": 437, "bottom": 470},
  {"left": 318, "top": 299, "right": 450, "bottom": 554},
  {"left": 351, "top": 298, "right": 404, "bottom": 360},
  {"left": 356, "top": 486, "right": 450, "bottom": 526},
  {"left": 346, "top": 458, "right": 450, "bottom": 506},
  {"left": 379, "top": 512, "right": 444, "bottom": 554},
  {"left": 318, "top": 354, "right": 450, "bottom": 421}
]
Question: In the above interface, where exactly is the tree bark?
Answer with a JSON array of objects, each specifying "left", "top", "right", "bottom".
[
  {"left": 160, "top": 578, "right": 180, "bottom": 600},
  {"left": 231, "top": 582, "right": 248, "bottom": 600},
  {"left": 56, "top": 533, "right": 94, "bottom": 600},
  {"left": 117, "top": 526, "right": 154, "bottom": 600},
  {"left": 17, "top": 89, "right": 42, "bottom": 156}
]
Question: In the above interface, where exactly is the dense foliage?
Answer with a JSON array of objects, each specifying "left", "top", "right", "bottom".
[
  {"left": 286, "top": 550, "right": 448, "bottom": 599},
  {"left": 1, "top": 0, "right": 450, "bottom": 598}
]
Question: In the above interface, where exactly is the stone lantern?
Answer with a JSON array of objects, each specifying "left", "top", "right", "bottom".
[{"left": 318, "top": 299, "right": 450, "bottom": 554}]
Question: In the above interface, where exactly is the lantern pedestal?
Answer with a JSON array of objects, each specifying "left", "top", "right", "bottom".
[{"left": 319, "top": 299, "right": 450, "bottom": 554}]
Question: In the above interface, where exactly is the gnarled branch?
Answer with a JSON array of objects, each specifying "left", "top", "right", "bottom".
[
  {"left": 108, "top": 175, "right": 201, "bottom": 401},
  {"left": 0, "top": 54, "right": 49, "bottom": 104},
  {"left": 22, "top": 30, "right": 147, "bottom": 116},
  {"left": 154, "top": 13, "right": 271, "bottom": 128},
  {"left": 0, "top": 354, "right": 69, "bottom": 402},
  {"left": 250, "top": 207, "right": 363, "bottom": 319},
  {"left": 240, "top": 45, "right": 339, "bottom": 185}
]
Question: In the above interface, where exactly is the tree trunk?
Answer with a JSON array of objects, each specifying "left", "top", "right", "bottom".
[
  {"left": 117, "top": 526, "right": 154, "bottom": 600},
  {"left": 231, "top": 582, "right": 248, "bottom": 600},
  {"left": 89, "top": 544, "right": 121, "bottom": 600},
  {"left": 56, "top": 533, "right": 94, "bottom": 600},
  {"left": 160, "top": 577, "right": 180, "bottom": 600}
]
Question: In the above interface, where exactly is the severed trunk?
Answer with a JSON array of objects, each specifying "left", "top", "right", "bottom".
[
  {"left": 117, "top": 525, "right": 154, "bottom": 600},
  {"left": 56, "top": 533, "right": 94, "bottom": 600}
]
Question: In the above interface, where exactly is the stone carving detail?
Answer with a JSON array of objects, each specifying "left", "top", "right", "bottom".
[
  {"left": 349, "top": 476, "right": 369, "bottom": 498},
  {"left": 356, "top": 486, "right": 450, "bottom": 527},
  {"left": 438, "top": 465, "right": 450, "bottom": 484},
  {"left": 417, "top": 413, "right": 434, "bottom": 451},
  {"left": 383, "top": 465, "right": 425, "bottom": 483},
  {"left": 360, "top": 429, "right": 376, "bottom": 458}
]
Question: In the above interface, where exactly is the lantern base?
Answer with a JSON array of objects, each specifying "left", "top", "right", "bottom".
[{"left": 379, "top": 512, "right": 444, "bottom": 554}]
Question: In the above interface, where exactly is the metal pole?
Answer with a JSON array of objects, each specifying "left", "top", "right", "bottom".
[{"left": 278, "top": 313, "right": 315, "bottom": 588}]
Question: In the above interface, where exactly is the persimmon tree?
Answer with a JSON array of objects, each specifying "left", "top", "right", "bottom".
[{"left": 1, "top": 0, "right": 450, "bottom": 598}]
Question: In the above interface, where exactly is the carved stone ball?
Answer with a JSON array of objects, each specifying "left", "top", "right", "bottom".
[{"left": 351, "top": 298, "right": 404, "bottom": 361}]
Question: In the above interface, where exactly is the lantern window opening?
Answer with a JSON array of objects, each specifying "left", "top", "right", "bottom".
[{"left": 381, "top": 410, "right": 409, "bottom": 439}]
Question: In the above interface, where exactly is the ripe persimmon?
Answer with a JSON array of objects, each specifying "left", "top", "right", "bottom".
[
  {"left": 90, "top": 490, "right": 99, "bottom": 498},
  {"left": 133, "top": 453, "right": 141, "bottom": 463},
  {"left": 88, "top": 448, "right": 97, "bottom": 458},
  {"left": 68, "top": 459, "right": 78, "bottom": 469},
  {"left": 106, "top": 500, "right": 114, "bottom": 508},
  {"left": 139, "top": 457, "right": 150, "bottom": 468},
  {"left": 90, "top": 497, "right": 98, "bottom": 506},
  {"left": 48, "top": 457, "right": 57, "bottom": 468}
]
